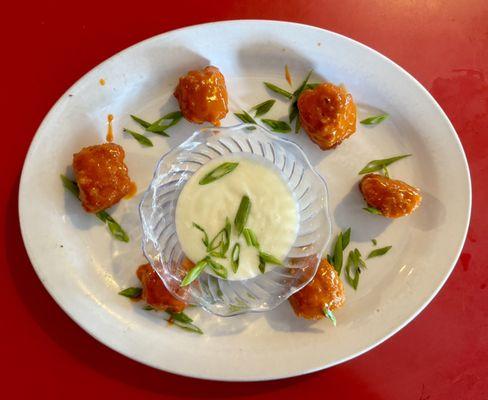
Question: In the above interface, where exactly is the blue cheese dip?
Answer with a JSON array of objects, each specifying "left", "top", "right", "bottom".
[{"left": 175, "top": 156, "right": 298, "bottom": 280}]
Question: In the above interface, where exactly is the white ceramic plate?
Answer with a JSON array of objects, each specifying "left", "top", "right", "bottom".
[{"left": 19, "top": 20, "right": 471, "bottom": 381}]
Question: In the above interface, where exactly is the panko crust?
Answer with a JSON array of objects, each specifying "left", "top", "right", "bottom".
[
  {"left": 73, "top": 143, "right": 131, "bottom": 213},
  {"left": 359, "top": 173, "right": 422, "bottom": 218},
  {"left": 136, "top": 263, "right": 188, "bottom": 313},
  {"left": 298, "top": 83, "right": 356, "bottom": 150},
  {"left": 289, "top": 259, "right": 345, "bottom": 320},
  {"left": 174, "top": 66, "right": 228, "bottom": 126}
]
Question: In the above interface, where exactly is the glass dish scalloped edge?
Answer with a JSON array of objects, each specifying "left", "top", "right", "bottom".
[{"left": 139, "top": 123, "right": 332, "bottom": 317}]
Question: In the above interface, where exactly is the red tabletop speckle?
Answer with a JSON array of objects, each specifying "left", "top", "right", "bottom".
[{"left": 2, "top": 1, "right": 487, "bottom": 398}]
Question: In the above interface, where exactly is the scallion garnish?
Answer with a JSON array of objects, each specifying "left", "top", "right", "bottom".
[
  {"left": 118, "top": 287, "right": 142, "bottom": 299},
  {"left": 345, "top": 249, "right": 366, "bottom": 290},
  {"left": 294, "top": 116, "right": 301, "bottom": 134},
  {"left": 234, "top": 111, "right": 257, "bottom": 128},
  {"left": 258, "top": 251, "right": 282, "bottom": 273},
  {"left": 292, "top": 70, "right": 313, "bottom": 99},
  {"left": 263, "top": 82, "right": 293, "bottom": 99},
  {"left": 288, "top": 70, "right": 313, "bottom": 127},
  {"left": 165, "top": 317, "right": 203, "bottom": 334},
  {"left": 96, "top": 211, "right": 130, "bottom": 242},
  {"left": 166, "top": 310, "right": 193, "bottom": 324},
  {"left": 371, "top": 239, "right": 378, "bottom": 246},
  {"left": 258, "top": 251, "right": 282, "bottom": 266},
  {"left": 332, "top": 232, "right": 343, "bottom": 274},
  {"left": 360, "top": 114, "right": 388, "bottom": 125},
  {"left": 130, "top": 114, "right": 151, "bottom": 129},
  {"left": 231, "top": 243, "right": 240, "bottom": 273},
  {"left": 323, "top": 305, "right": 337, "bottom": 326},
  {"left": 146, "top": 111, "right": 182, "bottom": 135},
  {"left": 207, "top": 258, "right": 228, "bottom": 279},
  {"left": 192, "top": 222, "right": 209, "bottom": 248},
  {"left": 305, "top": 83, "right": 320, "bottom": 90},
  {"left": 342, "top": 227, "right": 351, "bottom": 249},
  {"left": 208, "top": 218, "right": 231, "bottom": 257},
  {"left": 243, "top": 227, "right": 259, "bottom": 248},
  {"left": 181, "top": 258, "right": 208, "bottom": 286},
  {"left": 251, "top": 99, "right": 276, "bottom": 117},
  {"left": 326, "top": 254, "right": 334, "bottom": 265},
  {"left": 363, "top": 207, "right": 383, "bottom": 215},
  {"left": 261, "top": 119, "right": 291, "bottom": 133},
  {"left": 199, "top": 162, "right": 239, "bottom": 185},
  {"left": 289, "top": 106, "right": 299, "bottom": 123},
  {"left": 143, "top": 304, "right": 203, "bottom": 334},
  {"left": 331, "top": 228, "right": 351, "bottom": 274},
  {"left": 123, "top": 128, "right": 153, "bottom": 147},
  {"left": 60, "top": 175, "right": 129, "bottom": 242},
  {"left": 60, "top": 174, "right": 80, "bottom": 197},
  {"left": 367, "top": 246, "right": 392, "bottom": 259},
  {"left": 234, "top": 195, "right": 251, "bottom": 235},
  {"left": 358, "top": 154, "right": 411, "bottom": 175},
  {"left": 222, "top": 218, "right": 231, "bottom": 255}
]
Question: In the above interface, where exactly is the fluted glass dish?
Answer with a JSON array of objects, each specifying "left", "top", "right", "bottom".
[{"left": 139, "top": 124, "right": 331, "bottom": 316}]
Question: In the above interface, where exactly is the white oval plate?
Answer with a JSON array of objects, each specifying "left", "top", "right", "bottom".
[{"left": 19, "top": 20, "right": 471, "bottom": 381}]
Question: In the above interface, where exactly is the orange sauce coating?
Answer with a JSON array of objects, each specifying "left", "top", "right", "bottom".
[
  {"left": 99, "top": 78, "right": 106, "bottom": 86},
  {"left": 174, "top": 66, "right": 228, "bottom": 126},
  {"left": 359, "top": 173, "right": 422, "bottom": 218},
  {"left": 285, "top": 65, "right": 292, "bottom": 86},
  {"left": 136, "top": 263, "right": 187, "bottom": 313},
  {"left": 106, "top": 114, "right": 114, "bottom": 142},
  {"left": 124, "top": 181, "right": 137, "bottom": 200},
  {"left": 289, "top": 259, "right": 345, "bottom": 320},
  {"left": 298, "top": 83, "right": 356, "bottom": 150},
  {"left": 72, "top": 143, "right": 132, "bottom": 213}
]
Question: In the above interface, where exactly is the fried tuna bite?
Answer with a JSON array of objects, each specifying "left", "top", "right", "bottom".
[
  {"left": 174, "top": 66, "right": 228, "bottom": 126},
  {"left": 359, "top": 173, "right": 422, "bottom": 218},
  {"left": 73, "top": 143, "right": 132, "bottom": 213},
  {"left": 136, "top": 263, "right": 188, "bottom": 313},
  {"left": 289, "top": 259, "right": 345, "bottom": 320},
  {"left": 298, "top": 82, "right": 356, "bottom": 150}
]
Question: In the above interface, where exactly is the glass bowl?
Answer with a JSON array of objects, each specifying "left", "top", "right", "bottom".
[{"left": 139, "top": 124, "right": 332, "bottom": 317}]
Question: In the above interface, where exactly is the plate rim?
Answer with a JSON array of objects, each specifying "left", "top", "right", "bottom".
[{"left": 18, "top": 19, "right": 472, "bottom": 381}]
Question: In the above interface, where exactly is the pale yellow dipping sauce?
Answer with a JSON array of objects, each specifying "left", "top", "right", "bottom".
[{"left": 175, "top": 156, "right": 298, "bottom": 280}]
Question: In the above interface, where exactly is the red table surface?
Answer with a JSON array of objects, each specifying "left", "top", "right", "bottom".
[{"left": 2, "top": 1, "right": 487, "bottom": 398}]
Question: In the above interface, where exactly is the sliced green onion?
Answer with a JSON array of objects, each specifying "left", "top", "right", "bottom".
[
  {"left": 243, "top": 227, "right": 259, "bottom": 248},
  {"left": 367, "top": 246, "right": 392, "bottom": 259},
  {"left": 323, "top": 305, "right": 337, "bottom": 326},
  {"left": 130, "top": 114, "right": 151, "bottom": 129},
  {"left": 261, "top": 119, "right": 291, "bottom": 133},
  {"left": 234, "top": 111, "right": 257, "bottom": 125},
  {"left": 199, "top": 162, "right": 239, "bottom": 185},
  {"left": 363, "top": 207, "right": 383, "bottom": 215},
  {"left": 192, "top": 222, "right": 209, "bottom": 248},
  {"left": 358, "top": 154, "right": 411, "bottom": 175},
  {"left": 263, "top": 82, "right": 293, "bottom": 99},
  {"left": 234, "top": 195, "right": 251, "bottom": 235},
  {"left": 96, "top": 211, "right": 130, "bottom": 242},
  {"left": 258, "top": 251, "right": 282, "bottom": 266},
  {"left": 207, "top": 258, "right": 228, "bottom": 279},
  {"left": 231, "top": 243, "right": 240, "bottom": 273},
  {"left": 118, "top": 287, "right": 142, "bottom": 298},
  {"left": 333, "top": 232, "right": 343, "bottom": 274},
  {"left": 360, "top": 114, "right": 388, "bottom": 125},
  {"left": 251, "top": 99, "right": 276, "bottom": 117},
  {"left": 181, "top": 258, "right": 208, "bottom": 286},
  {"left": 123, "top": 128, "right": 153, "bottom": 147},
  {"left": 60, "top": 174, "right": 80, "bottom": 197},
  {"left": 342, "top": 227, "right": 351, "bottom": 250}
]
